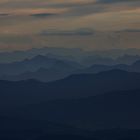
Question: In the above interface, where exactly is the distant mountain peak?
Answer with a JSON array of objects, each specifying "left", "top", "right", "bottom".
[{"left": 32, "top": 55, "right": 48, "bottom": 60}]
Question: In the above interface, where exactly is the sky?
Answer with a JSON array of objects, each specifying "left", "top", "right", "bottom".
[{"left": 0, "top": 0, "right": 140, "bottom": 51}]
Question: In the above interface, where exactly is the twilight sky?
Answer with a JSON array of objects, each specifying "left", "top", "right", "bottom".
[{"left": 0, "top": 0, "right": 140, "bottom": 51}]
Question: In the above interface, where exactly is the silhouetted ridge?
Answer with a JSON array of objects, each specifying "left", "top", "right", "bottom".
[
  {"left": 0, "top": 54, "right": 83, "bottom": 82},
  {"left": 0, "top": 70, "right": 140, "bottom": 102},
  {"left": 62, "top": 69, "right": 132, "bottom": 82},
  {"left": 98, "top": 69, "right": 129, "bottom": 74},
  {"left": 2, "top": 54, "right": 140, "bottom": 82}
]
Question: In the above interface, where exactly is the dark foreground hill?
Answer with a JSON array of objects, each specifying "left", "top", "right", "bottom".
[
  {"left": 0, "top": 70, "right": 140, "bottom": 103},
  {"left": 41, "top": 89, "right": 140, "bottom": 130},
  {"left": 0, "top": 70, "right": 140, "bottom": 130},
  {"left": 0, "top": 70, "right": 140, "bottom": 138},
  {"left": 0, "top": 116, "right": 92, "bottom": 140},
  {"left": 1, "top": 116, "right": 140, "bottom": 140},
  {"left": 7, "top": 89, "right": 139, "bottom": 130}
]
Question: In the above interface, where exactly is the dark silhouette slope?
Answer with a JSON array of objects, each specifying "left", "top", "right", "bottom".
[
  {"left": 0, "top": 116, "right": 92, "bottom": 140},
  {"left": 27, "top": 89, "right": 140, "bottom": 130},
  {"left": 0, "top": 70, "right": 140, "bottom": 102}
]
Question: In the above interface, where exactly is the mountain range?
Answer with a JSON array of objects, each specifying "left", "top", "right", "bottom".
[
  {"left": 0, "top": 55, "right": 82, "bottom": 76},
  {"left": 1, "top": 48, "right": 140, "bottom": 139},
  {"left": 2, "top": 55, "right": 140, "bottom": 82},
  {"left": 1, "top": 47, "right": 140, "bottom": 65},
  {"left": 0, "top": 70, "right": 140, "bottom": 103},
  {"left": 0, "top": 69, "right": 140, "bottom": 138},
  {"left": 1, "top": 73, "right": 140, "bottom": 131},
  {"left": 78, "top": 59, "right": 140, "bottom": 74}
]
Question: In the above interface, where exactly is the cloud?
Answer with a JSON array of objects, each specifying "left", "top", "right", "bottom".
[
  {"left": 0, "top": 13, "right": 10, "bottom": 17},
  {"left": 119, "top": 29, "right": 140, "bottom": 32},
  {"left": 0, "top": 0, "right": 139, "bottom": 51},
  {"left": 30, "top": 13, "right": 58, "bottom": 18},
  {"left": 47, "top": 0, "right": 96, "bottom": 8},
  {"left": 97, "top": 0, "right": 140, "bottom": 4},
  {"left": 41, "top": 28, "right": 94, "bottom": 36}
]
